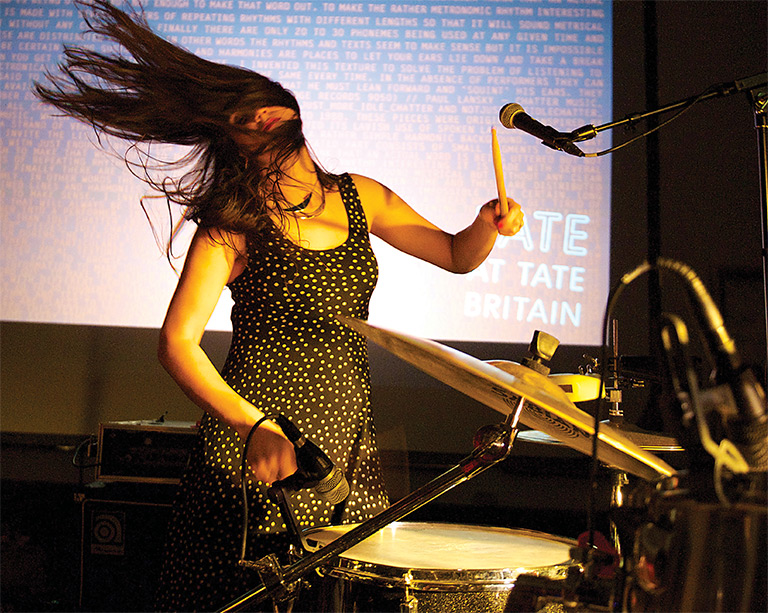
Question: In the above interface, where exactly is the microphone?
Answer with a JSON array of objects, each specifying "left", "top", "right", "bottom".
[
  {"left": 499, "top": 103, "right": 584, "bottom": 157},
  {"left": 272, "top": 414, "right": 350, "bottom": 504},
  {"left": 657, "top": 258, "right": 768, "bottom": 471}
]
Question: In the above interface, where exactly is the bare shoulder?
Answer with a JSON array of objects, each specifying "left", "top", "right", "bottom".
[
  {"left": 347, "top": 174, "right": 385, "bottom": 227},
  {"left": 184, "top": 226, "right": 248, "bottom": 282},
  {"left": 190, "top": 226, "right": 246, "bottom": 256},
  {"left": 348, "top": 173, "right": 400, "bottom": 217},
  {"left": 348, "top": 173, "right": 387, "bottom": 196},
  {"left": 192, "top": 225, "right": 241, "bottom": 246}
]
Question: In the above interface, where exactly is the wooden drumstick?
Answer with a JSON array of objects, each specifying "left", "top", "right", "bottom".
[{"left": 491, "top": 127, "right": 509, "bottom": 217}]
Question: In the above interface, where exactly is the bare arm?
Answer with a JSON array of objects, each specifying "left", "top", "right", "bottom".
[
  {"left": 353, "top": 174, "right": 524, "bottom": 274},
  {"left": 157, "top": 227, "right": 296, "bottom": 482}
]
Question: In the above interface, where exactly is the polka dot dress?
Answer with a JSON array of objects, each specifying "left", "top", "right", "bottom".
[{"left": 156, "top": 174, "right": 390, "bottom": 612}]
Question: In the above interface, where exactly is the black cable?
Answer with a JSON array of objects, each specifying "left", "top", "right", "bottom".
[
  {"left": 71, "top": 435, "right": 99, "bottom": 468},
  {"left": 589, "top": 258, "right": 763, "bottom": 529},
  {"left": 239, "top": 413, "right": 279, "bottom": 563},
  {"left": 71, "top": 435, "right": 100, "bottom": 487}
]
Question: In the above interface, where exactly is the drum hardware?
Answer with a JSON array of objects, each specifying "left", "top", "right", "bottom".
[
  {"left": 486, "top": 359, "right": 674, "bottom": 479},
  {"left": 519, "top": 319, "right": 684, "bottom": 452},
  {"left": 602, "top": 324, "right": 655, "bottom": 465},
  {"left": 503, "top": 554, "right": 617, "bottom": 613},
  {"left": 401, "top": 572, "right": 417, "bottom": 613},
  {"left": 511, "top": 321, "right": 643, "bottom": 611},
  {"left": 220, "top": 317, "right": 684, "bottom": 612},
  {"left": 237, "top": 550, "right": 300, "bottom": 613},
  {"left": 606, "top": 319, "right": 624, "bottom": 427},
  {"left": 235, "top": 486, "right": 306, "bottom": 611},
  {"left": 338, "top": 316, "right": 675, "bottom": 481},
  {"left": 544, "top": 362, "right": 654, "bottom": 410},
  {"left": 219, "top": 412, "right": 521, "bottom": 612},
  {"left": 620, "top": 477, "right": 767, "bottom": 612},
  {"left": 578, "top": 354, "right": 660, "bottom": 391},
  {"left": 494, "top": 528, "right": 622, "bottom": 612},
  {"left": 563, "top": 322, "right": 662, "bottom": 402},
  {"left": 533, "top": 320, "right": 682, "bottom": 564},
  {"left": 519, "top": 329, "right": 560, "bottom": 375},
  {"left": 301, "top": 523, "right": 580, "bottom": 613}
]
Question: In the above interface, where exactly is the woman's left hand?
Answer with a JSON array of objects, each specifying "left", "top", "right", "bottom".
[{"left": 479, "top": 197, "right": 525, "bottom": 236}]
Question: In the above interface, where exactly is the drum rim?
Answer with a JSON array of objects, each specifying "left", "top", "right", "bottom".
[
  {"left": 301, "top": 522, "right": 579, "bottom": 591},
  {"left": 321, "top": 557, "right": 575, "bottom": 591}
]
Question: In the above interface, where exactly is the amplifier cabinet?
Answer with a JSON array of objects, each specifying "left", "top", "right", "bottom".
[
  {"left": 97, "top": 420, "right": 198, "bottom": 484},
  {"left": 79, "top": 483, "right": 176, "bottom": 612}
]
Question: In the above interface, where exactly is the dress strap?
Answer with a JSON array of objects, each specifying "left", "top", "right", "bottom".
[{"left": 337, "top": 173, "right": 367, "bottom": 242}]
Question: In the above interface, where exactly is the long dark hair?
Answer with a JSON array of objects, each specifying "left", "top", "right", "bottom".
[{"left": 33, "top": 0, "right": 337, "bottom": 259}]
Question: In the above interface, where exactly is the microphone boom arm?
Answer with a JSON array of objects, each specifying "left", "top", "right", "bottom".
[{"left": 568, "top": 72, "right": 767, "bottom": 143}]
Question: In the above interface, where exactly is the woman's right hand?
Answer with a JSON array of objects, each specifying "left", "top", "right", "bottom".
[{"left": 244, "top": 419, "right": 298, "bottom": 484}]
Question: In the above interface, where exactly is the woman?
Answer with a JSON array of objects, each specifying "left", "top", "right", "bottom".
[{"left": 35, "top": 2, "right": 525, "bottom": 610}]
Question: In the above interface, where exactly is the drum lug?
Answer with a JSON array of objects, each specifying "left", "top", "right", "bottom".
[
  {"left": 400, "top": 571, "right": 418, "bottom": 613},
  {"left": 400, "top": 592, "right": 418, "bottom": 612}
]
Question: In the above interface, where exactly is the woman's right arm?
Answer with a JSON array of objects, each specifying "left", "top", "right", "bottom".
[{"left": 157, "top": 226, "right": 297, "bottom": 482}]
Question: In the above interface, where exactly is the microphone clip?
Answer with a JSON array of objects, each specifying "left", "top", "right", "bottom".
[
  {"left": 544, "top": 133, "right": 586, "bottom": 157},
  {"left": 267, "top": 483, "right": 310, "bottom": 553}
]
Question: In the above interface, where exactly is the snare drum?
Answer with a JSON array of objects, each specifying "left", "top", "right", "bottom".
[{"left": 296, "top": 522, "right": 578, "bottom": 612}]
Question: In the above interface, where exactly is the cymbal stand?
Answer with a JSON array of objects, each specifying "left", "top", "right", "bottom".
[
  {"left": 607, "top": 319, "right": 623, "bottom": 425},
  {"left": 607, "top": 319, "right": 629, "bottom": 559},
  {"left": 218, "top": 403, "right": 524, "bottom": 613}
]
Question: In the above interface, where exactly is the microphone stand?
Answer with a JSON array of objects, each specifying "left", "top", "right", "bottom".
[
  {"left": 750, "top": 80, "right": 768, "bottom": 391},
  {"left": 568, "top": 72, "right": 768, "bottom": 388},
  {"left": 566, "top": 73, "right": 766, "bottom": 144},
  {"left": 217, "top": 405, "right": 523, "bottom": 612}
]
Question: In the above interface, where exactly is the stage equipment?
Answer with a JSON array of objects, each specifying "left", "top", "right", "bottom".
[
  {"left": 341, "top": 316, "right": 675, "bottom": 482},
  {"left": 96, "top": 420, "right": 197, "bottom": 484},
  {"left": 78, "top": 482, "right": 176, "bottom": 611},
  {"left": 222, "top": 414, "right": 521, "bottom": 612},
  {"left": 622, "top": 484, "right": 766, "bottom": 612},
  {"left": 218, "top": 324, "right": 675, "bottom": 612},
  {"left": 520, "top": 320, "right": 681, "bottom": 452},
  {"left": 499, "top": 103, "right": 585, "bottom": 157},
  {"left": 271, "top": 414, "right": 350, "bottom": 505},
  {"left": 532, "top": 72, "right": 768, "bottom": 389},
  {"left": 607, "top": 259, "right": 766, "bottom": 612},
  {"left": 297, "top": 523, "right": 578, "bottom": 612}
]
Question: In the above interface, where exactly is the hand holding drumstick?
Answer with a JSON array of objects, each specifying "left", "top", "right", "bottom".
[{"left": 489, "top": 127, "right": 525, "bottom": 236}]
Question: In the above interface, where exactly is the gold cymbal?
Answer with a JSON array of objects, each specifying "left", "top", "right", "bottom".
[
  {"left": 547, "top": 373, "right": 603, "bottom": 402},
  {"left": 518, "top": 422, "right": 683, "bottom": 452},
  {"left": 339, "top": 316, "right": 675, "bottom": 481}
]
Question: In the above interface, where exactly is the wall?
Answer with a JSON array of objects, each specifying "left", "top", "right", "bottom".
[{"left": 3, "top": 0, "right": 766, "bottom": 446}]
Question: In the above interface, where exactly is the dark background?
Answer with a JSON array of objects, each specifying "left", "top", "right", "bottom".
[{"left": 2, "top": 1, "right": 767, "bottom": 610}]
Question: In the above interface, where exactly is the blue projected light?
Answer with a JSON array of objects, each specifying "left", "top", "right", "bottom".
[{"left": 1, "top": 0, "right": 612, "bottom": 344}]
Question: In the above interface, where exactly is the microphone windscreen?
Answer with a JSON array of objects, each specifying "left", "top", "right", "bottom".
[
  {"left": 499, "top": 103, "right": 524, "bottom": 129},
  {"left": 316, "top": 467, "right": 350, "bottom": 504}
]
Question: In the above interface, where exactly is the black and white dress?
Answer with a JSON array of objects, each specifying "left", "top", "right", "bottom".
[{"left": 156, "top": 173, "right": 390, "bottom": 612}]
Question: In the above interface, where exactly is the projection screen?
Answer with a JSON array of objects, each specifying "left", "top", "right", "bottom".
[{"left": 1, "top": 0, "right": 612, "bottom": 344}]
